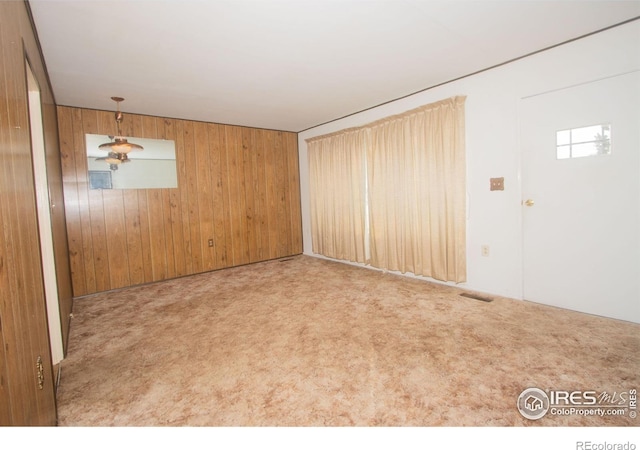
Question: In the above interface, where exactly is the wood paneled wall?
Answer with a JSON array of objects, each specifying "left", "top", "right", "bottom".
[
  {"left": 0, "top": 0, "right": 69, "bottom": 425},
  {"left": 59, "top": 106, "right": 302, "bottom": 296}
]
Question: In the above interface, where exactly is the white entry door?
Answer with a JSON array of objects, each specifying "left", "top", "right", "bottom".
[{"left": 520, "top": 71, "right": 640, "bottom": 323}]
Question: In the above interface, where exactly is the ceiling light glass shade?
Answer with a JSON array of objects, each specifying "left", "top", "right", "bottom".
[
  {"left": 103, "top": 152, "right": 129, "bottom": 165},
  {"left": 97, "top": 151, "right": 130, "bottom": 170},
  {"left": 99, "top": 137, "right": 144, "bottom": 154}
]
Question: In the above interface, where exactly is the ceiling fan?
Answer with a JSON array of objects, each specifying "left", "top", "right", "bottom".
[
  {"left": 95, "top": 151, "right": 131, "bottom": 171},
  {"left": 97, "top": 97, "right": 143, "bottom": 170}
]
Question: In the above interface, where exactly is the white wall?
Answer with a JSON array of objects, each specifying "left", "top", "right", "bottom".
[{"left": 298, "top": 20, "right": 640, "bottom": 300}]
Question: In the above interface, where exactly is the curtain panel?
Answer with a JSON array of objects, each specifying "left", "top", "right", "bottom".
[
  {"left": 307, "top": 95, "right": 466, "bottom": 283},
  {"left": 307, "top": 128, "right": 368, "bottom": 263},
  {"left": 368, "top": 96, "right": 466, "bottom": 282}
]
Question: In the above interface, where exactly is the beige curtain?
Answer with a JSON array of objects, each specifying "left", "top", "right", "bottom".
[
  {"left": 367, "top": 96, "right": 466, "bottom": 282},
  {"left": 307, "top": 128, "right": 368, "bottom": 263},
  {"left": 307, "top": 95, "right": 466, "bottom": 283}
]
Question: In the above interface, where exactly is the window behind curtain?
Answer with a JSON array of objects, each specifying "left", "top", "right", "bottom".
[{"left": 307, "top": 96, "right": 466, "bottom": 283}]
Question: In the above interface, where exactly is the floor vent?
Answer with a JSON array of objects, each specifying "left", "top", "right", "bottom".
[{"left": 460, "top": 292, "right": 494, "bottom": 303}]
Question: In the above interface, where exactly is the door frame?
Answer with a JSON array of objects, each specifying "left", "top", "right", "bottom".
[{"left": 26, "top": 59, "right": 64, "bottom": 364}]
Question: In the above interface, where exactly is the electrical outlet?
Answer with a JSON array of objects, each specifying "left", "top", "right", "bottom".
[
  {"left": 490, "top": 177, "right": 504, "bottom": 191},
  {"left": 208, "top": 239, "right": 214, "bottom": 247},
  {"left": 481, "top": 245, "right": 490, "bottom": 257}
]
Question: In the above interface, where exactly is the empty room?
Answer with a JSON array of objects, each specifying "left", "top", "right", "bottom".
[{"left": 1, "top": 0, "right": 639, "bottom": 445}]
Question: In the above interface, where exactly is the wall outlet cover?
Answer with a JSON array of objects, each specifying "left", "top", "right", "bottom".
[{"left": 490, "top": 177, "right": 504, "bottom": 191}]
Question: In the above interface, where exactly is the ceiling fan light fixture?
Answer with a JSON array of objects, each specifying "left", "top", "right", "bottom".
[
  {"left": 96, "top": 150, "right": 131, "bottom": 171},
  {"left": 103, "top": 152, "right": 130, "bottom": 165},
  {"left": 99, "top": 96, "right": 143, "bottom": 155},
  {"left": 99, "top": 137, "right": 144, "bottom": 154}
]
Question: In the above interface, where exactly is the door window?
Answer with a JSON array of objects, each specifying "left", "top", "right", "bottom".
[{"left": 556, "top": 123, "right": 611, "bottom": 159}]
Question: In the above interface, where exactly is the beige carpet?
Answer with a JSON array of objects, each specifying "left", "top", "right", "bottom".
[{"left": 56, "top": 255, "right": 639, "bottom": 426}]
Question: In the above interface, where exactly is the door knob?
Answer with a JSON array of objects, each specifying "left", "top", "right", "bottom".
[{"left": 523, "top": 199, "right": 535, "bottom": 207}]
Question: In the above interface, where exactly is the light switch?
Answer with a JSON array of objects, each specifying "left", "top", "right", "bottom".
[{"left": 490, "top": 177, "right": 504, "bottom": 191}]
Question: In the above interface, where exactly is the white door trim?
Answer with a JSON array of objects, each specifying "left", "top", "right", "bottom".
[{"left": 26, "top": 61, "right": 64, "bottom": 364}]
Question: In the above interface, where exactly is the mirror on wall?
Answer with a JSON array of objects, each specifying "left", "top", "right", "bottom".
[{"left": 86, "top": 134, "right": 178, "bottom": 189}]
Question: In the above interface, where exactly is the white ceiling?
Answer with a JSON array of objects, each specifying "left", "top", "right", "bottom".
[{"left": 28, "top": 0, "right": 640, "bottom": 132}]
